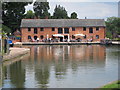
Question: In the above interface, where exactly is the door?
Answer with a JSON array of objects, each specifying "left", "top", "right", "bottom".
[
  {"left": 64, "top": 35, "right": 68, "bottom": 39},
  {"left": 34, "top": 36, "right": 37, "bottom": 40},
  {"left": 59, "top": 37, "right": 63, "bottom": 42}
]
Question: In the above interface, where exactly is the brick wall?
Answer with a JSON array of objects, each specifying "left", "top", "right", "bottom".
[{"left": 21, "top": 27, "right": 105, "bottom": 42}]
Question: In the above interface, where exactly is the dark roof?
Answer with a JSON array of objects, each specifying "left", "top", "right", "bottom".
[
  {"left": 14, "top": 30, "right": 21, "bottom": 35},
  {"left": 21, "top": 19, "right": 106, "bottom": 28}
]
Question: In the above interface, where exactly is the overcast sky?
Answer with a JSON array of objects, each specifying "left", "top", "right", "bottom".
[{"left": 25, "top": 0, "right": 119, "bottom": 19}]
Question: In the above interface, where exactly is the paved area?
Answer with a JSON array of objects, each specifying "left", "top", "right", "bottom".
[
  {"left": 112, "top": 41, "right": 120, "bottom": 45},
  {"left": 3, "top": 47, "right": 30, "bottom": 61},
  {"left": 14, "top": 41, "right": 120, "bottom": 45},
  {"left": 19, "top": 42, "right": 100, "bottom": 45}
]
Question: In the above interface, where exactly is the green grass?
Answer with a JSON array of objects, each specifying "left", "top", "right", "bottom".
[{"left": 101, "top": 80, "right": 120, "bottom": 89}]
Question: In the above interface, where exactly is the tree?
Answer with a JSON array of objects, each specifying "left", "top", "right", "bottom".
[
  {"left": 2, "top": 2, "right": 32, "bottom": 33},
  {"left": 33, "top": 1, "right": 50, "bottom": 19},
  {"left": 70, "top": 12, "right": 78, "bottom": 19},
  {"left": 106, "top": 17, "right": 120, "bottom": 39},
  {"left": 52, "top": 5, "right": 69, "bottom": 19},
  {"left": 2, "top": 25, "right": 11, "bottom": 34},
  {"left": 25, "top": 10, "right": 35, "bottom": 19}
]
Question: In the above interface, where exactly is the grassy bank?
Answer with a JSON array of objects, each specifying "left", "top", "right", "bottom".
[{"left": 101, "top": 80, "right": 120, "bottom": 89}]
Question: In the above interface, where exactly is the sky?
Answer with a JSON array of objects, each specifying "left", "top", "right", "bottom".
[{"left": 25, "top": 0, "right": 120, "bottom": 20}]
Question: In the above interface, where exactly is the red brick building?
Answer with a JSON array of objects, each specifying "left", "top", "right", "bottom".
[{"left": 20, "top": 19, "right": 106, "bottom": 42}]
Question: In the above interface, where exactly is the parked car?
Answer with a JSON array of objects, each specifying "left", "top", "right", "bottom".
[{"left": 8, "top": 39, "right": 14, "bottom": 47}]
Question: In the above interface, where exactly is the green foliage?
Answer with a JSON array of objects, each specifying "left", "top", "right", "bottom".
[
  {"left": 2, "top": 2, "right": 31, "bottom": 33},
  {"left": 52, "top": 5, "right": 69, "bottom": 19},
  {"left": 24, "top": 10, "right": 35, "bottom": 19},
  {"left": 101, "top": 80, "right": 120, "bottom": 89},
  {"left": 33, "top": 1, "right": 50, "bottom": 19},
  {"left": 106, "top": 31, "right": 112, "bottom": 39},
  {"left": 70, "top": 12, "right": 78, "bottom": 19},
  {"left": 2, "top": 24, "right": 11, "bottom": 34},
  {"left": 106, "top": 17, "right": 120, "bottom": 39},
  {"left": 0, "top": 24, "right": 11, "bottom": 36}
]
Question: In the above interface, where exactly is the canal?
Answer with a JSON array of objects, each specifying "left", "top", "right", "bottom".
[{"left": 2, "top": 45, "right": 119, "bottom": 88}]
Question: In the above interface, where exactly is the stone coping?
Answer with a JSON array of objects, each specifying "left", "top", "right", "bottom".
[{"left": 3, "top": 47, "right": 30, "bottom": 61}]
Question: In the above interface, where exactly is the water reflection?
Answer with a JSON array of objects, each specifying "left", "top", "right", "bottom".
[
  {"left": 3, "top": 61, "right": 25, "bottom": 88},
  {"left": 34, "top": 56, "right": 50, "bottom": 88},
  {"left": 0, "top": 61, "right": 2, "bottom": 89},
  {"left": 3, "top": 45, "right": 112, "bottom": 88}
]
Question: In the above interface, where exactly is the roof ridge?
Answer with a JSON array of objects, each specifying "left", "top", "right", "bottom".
[
  {"left": 22, "top": 19, "right": 104, "bottom": 20},
  {"left": 21, "top": 19, "right": 105, "bottom": 27}
]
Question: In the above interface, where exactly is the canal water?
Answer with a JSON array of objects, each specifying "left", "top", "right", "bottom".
[{"left": 2, "top": 45, "right": 119, "bottom": 88}]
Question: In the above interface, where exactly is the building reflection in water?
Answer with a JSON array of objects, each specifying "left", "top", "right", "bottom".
[
  {"left": 3, "top": 45, "right": 106, "bottom": 88},
  {"left": 29, "top": 45, "right": 106, "bottom": 87}
]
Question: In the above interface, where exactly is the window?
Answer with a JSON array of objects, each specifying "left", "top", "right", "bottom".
[
  {"left": 16, "top": 37, "right": 21, "bottom": 40},
  {"left": 40, "top": 35, "right": 44, "bottom": 39},
  {"left": 52, "top": 28, "right": 55, "bottom": 31},
  {"left": 72, "top": 35, "right": 75, "bottom": 39},
  {"left": 28, "top": 35, "right": 31, "bottom": 39},
  {"left": 28, "top": 28, "right": 31, "bottom": 32},
  {"left": 96, "top": 27, "right": 99, "bottom": 31},
  {"left": 64, "top": 28, "right": 69, "bottom": 34},
  {"left": 83, "top": 27, "right": 86, "bottom": 31},
  {"left": 40, "top": 28, "right": 44, "bottom": 31},
  {"left": 72, "top": 27, "right": 75, "bottom": 31},
  {"left": 58, "top": 28, "right": 63, "bottom": 34},
  {"left": 89, "top": 27, "right": 93, "bottom": 33},
  {"left": 34, "top": 28, "right": 37, "bottom": 34},
  {"left": 96, "top": 35, "right": 99, "bottom": 39},
  {"left": 34, "top": 36, "right": 37, "bottom": 40},
  {"left": 84, "top": 35, "right": 86, "bottom": 39}
]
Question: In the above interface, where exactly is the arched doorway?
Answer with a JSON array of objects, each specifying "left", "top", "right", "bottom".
[
  {"left": 34, "top": 36, "right": 37, "bottom": 40},
  {"left": 40, "top": 35, "right": 44, "bottom": 39}
]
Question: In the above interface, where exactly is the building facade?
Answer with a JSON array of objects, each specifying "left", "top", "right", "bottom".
[
  {"left": 9, "top": 30, "right": 21, "bottom": 43},
  {"left": 20, "top": 19, "right": 106, "bottom": 42}
]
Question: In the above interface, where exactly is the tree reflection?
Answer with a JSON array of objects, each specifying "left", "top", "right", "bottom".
[
  {"left": 35, "top": 62, "right": 50, "bottom": 88},
  {"left": 0, "top": 61, "right": 2, "bottom": 88},
  {"left": 9, "top": 61, "right": 25, "bottom": 88},
  {"left": 34, "top": 46, "right": 50, "bottom": 88},
  {"left": 53, "top": 46, "right": 69, "bottom": 80},
  {"left": 54, "top": 58, "right": 68, "bottom": 80}
]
